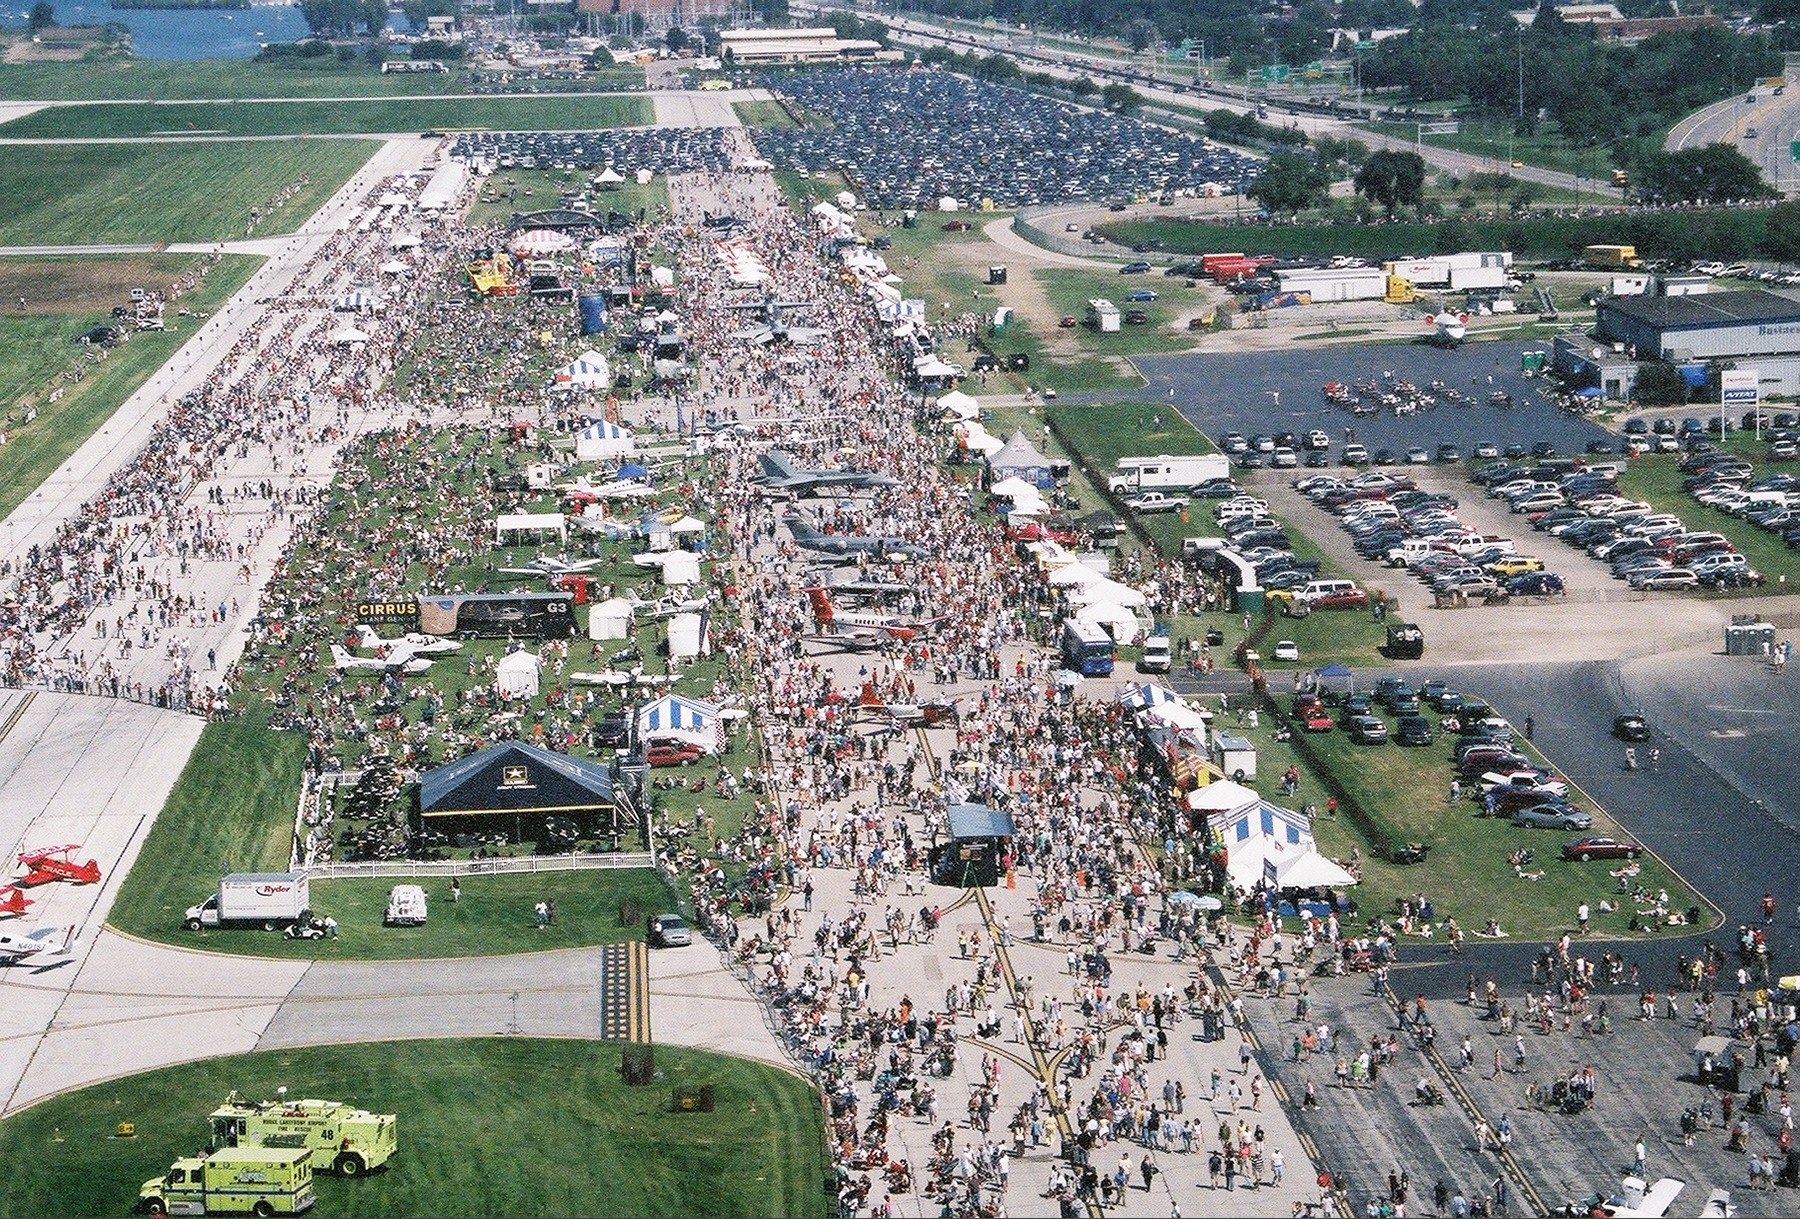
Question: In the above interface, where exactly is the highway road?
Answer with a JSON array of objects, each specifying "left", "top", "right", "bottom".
[{"left": 1666, "top": 79, "right": 1800, "bottom": 194}]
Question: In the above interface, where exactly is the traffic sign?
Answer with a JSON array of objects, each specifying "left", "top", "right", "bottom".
[
  {"left": 1791, "top": 138, "right": 1800, "bottom": 163},
  {"left": 1261, "top": 65, "right": 1289, "bottom": 82}
]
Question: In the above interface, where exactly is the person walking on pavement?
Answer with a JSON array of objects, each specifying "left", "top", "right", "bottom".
[{"left": 1633, "top": 1135, "right": 1647, "bottom": 1176}]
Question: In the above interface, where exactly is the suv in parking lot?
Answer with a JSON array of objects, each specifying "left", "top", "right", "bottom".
[{"left": 1119, "top": 261, "right": 1152, "bottom": 274}]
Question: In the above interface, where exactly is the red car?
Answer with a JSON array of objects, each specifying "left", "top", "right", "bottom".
[
  {"left": 1302, "top": 709, "right": 1334, "bottom": 732},
  {"left": 1310, "top": 590, "right": 1370, "bottom": 610},
  {"left": 1560, "top": 836, "right": 1643, "bottom": 862},
  {"left": 647, "top": 742, "right": 704, "bottom": 767}
]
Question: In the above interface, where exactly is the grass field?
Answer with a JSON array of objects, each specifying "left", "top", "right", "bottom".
[
  {"left": 1359, "top": 115, "right": 1610, "bottom": 180},
  {"left": 0, "top": 58, "right": 638, "bottom": 100},
  {"left": 104, "top": 710, "right": 688, "bottom": 959},
  {"left": 0, "top": 140, "right": 376, "bottom": 245},
  {"left": 0, "top": 254, "right": 260, "bottom": 519},
  {"left": 1209, "top": 696, "right": 1703, "bottom": 940},
  {"left": 465, "top": 168, "right": 670, "bottom": 229},
  {"left": 732, "top": 99, "right": 798, "bottom": 128},
  {"left": 0, "top": 1039, "right": 829, "bottom": 1218},
  {"left": 2, "top": 95, "right": 652, "bottom": 138}
]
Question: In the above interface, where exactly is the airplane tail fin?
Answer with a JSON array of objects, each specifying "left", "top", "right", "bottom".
[
  {"left": 355, "top": 624, "right": 380, "bottom": 648},
  {"left": 0, "top": 887, "right": 27, "bottom": 916},
  {"left": 806, "top": 587, "right": 835, "bottom": 629},
  {"left": 785, "top": 515, "right": 819, "bottom": 543},
  {"left": 859, "top": 681, "right": 882, "bottom": 708},
  {"left": 58, "top": 925, "right": 75, "bottom": 954},
  {"left": 330, "top": 644, "right": 354, "bottom": 666}
]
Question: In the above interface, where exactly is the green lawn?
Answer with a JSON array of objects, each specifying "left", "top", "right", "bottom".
[
  {"left": 0, "top": 255, "right": 261, "bottom": 519},
  {"left": 732, "top": 99, "right": 797, "bottom": 128},
  {"left": 2, "top": 95, "right": 651, "bottom": 138},
  {"left": 1034, "top": 267, "right": 1207, "bottom": 359},
  {"left": 0, "top": 140, "right": 377, "bottom": 245},
  {"left": 1618, "top": 450, "right": 1800, "bottom": 590},
  {"left": 0, "top": 1039, "right": 828, "bottom": 1218},
  {"left": 177, "top": 869, "right": 676, "bottom": 961},
  {"left": 0, "top": 58, "right": 615, "bottom": 100},
  {"left": 1213, "top": 699, "right": 1703, "bottom": 940},
  {"left": 465, "top": 169, "right": 670, "bottom": 230}
]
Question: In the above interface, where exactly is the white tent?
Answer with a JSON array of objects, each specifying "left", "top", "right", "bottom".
[
  {"left": 1145, "top": 701, "right": 1211, "bottom": 735},
  {"left": 378, "top": 260, "right": 412, "bottom": 275},
  {"left": 938, "top": 389, "right": 980, "bottom": 420},
  {"left": 661, "top": 552, "right": 702, "bottom": 586},
  {"left": 328, "top": 326, "right": 370, "bottom": 346},
  {"left": 595, "top": 166, "right": 625, "bottom": 184},
  {"left": 635, "top": 168, "right": 652, "bottom": 185},
  {"left": 390, "top": 233, "right": 422, "bottom": 250},
  {"left": 955, "top": 423, "right": 1004, "bottom": 457},
  {"left": 1047, "top": 561, "right": 1103, "bottom": 587},
  {"left": 667, "top": 611, "right": 705, "bottom": 661},
  {"left": 1076, "top": 602, "right": 1144, "bottom": 644},
  {"left": 1003, "top": 491, "right": 1051, "bottom": 518},
  {"left": 495, "top": 513, "right": 566, "bottom": 544},
  {"left": 588, "top": 597, "right": 633, "bottom": 640},
  {"left": 1186, "top": 779, "right": 1260, "bottom": 815},
  {"left": 1069, "top": 578, "right": 1147, "bottom": 608},
  {"left": 1274, "top": 850, "right": 1358, "bottom": 889},
  {"left": 1118, "top": 682, "right": 1182, "bottom": 709},
  {"left": 988, "top": 475, "right": 1039, "bottom": 500},
  {"left": 667, "top": 514, "right": 706, "bottom": 537},
  {"left": 575, "top": 419, "right": 635, "bottom": 461},
  {"left": 495, "top": 649, "right": 541, "bottom": 699}
]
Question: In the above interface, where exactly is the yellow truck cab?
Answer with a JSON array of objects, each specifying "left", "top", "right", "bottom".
[
  {"left": 139, "top": 1147, "right": 314, "bottom": 1216},
  {"left": 209, "top": 1092, "right": 397, "bottom": 1177}
]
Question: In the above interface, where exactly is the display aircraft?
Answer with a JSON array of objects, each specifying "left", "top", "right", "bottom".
[
  {"left": 728, "top": 292, "right": 828, "bottom": 346},
  {"left": 496, "top": 555, "right": 607, "bottom": 578},
  {"left": 784, "top": 515, "right": 927, "bottom": 561},
  {"left": 756, "top": 451, "right": 896, "bottom": 496},
  {"left": 1423, "top": 311, "right": 1468, "bottom": 346},
  {"left": 0, "top": 924, "right": 76, "bottom": 967},
  {"left": 330, "top": 644, "right": 433, "bottom": 675},
  {"left": 0, "top": 887, "right": 32, "bottom": 917},
  {"left": 353, "top": 625, "right": 463, "bottom": 655},
  {"left": 15, "top": 845, "right": 100, "bottom": 889}
]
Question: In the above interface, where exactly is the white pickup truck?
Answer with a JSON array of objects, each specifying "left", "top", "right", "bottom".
[{"left": 1124, "top": 491, "right": 1189, "bottom": 514}]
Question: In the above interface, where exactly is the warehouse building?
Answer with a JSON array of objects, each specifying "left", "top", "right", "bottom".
[
  {"left": 1595, "top": 288, "right": 1800, "bottom": 397},
  {"left": 718, "top": 28, "right": 884, "bottom": 64}
]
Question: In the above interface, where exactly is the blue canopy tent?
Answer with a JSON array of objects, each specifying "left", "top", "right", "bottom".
[{"left": 933, "top": 803, "right": 1016, "bottom": 887}]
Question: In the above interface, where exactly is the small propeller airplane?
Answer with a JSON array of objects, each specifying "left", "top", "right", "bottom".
[
  {"left": 495, "top": 554, "right": 609, "bottom": 579},
  {"left": 805, "top": 587, "right": 932, "bottom": 642},
  {"left": 15, "top": 845, "right": 100, "bottom": 889},
  {"left": 0, "top": 924, "right": 77, "bottom": 967},
  {"left": 330, "top": 644, "right": 433, "bottom": 675},
  {"left": 353, "top": 625, "right": 463, "bottom": 655}
]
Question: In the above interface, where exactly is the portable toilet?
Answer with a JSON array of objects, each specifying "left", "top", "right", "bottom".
[
  {"left": 988, "top": 264, "right": 1007, "bottom": 285},
  {"left": 992, "top": 306, "right": 1013, "bottom": 334},
  {"left": 1211, "top": 732, "right": 1257, "bottom": 783}
]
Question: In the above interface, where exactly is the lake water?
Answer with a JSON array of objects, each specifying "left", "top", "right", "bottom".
[{"left": 13, "top": 0, "right": 359, "bottom": 60}]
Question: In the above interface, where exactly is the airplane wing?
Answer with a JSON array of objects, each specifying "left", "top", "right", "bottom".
[
  {"left": 785, "top": 326, "right": 828, "bottom": 344},
  {"left": 1640, "top": 1179, "right": 1685, "bottom": 1218}
]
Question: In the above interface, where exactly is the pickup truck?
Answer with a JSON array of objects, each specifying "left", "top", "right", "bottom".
[{"left": 1124, "top": 491, "right": 1189, "bottom": 514}]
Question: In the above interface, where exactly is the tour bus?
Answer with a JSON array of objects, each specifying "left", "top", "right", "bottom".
[{"left": 1061, "top": 619, "right": 1116, "bottom": 677}]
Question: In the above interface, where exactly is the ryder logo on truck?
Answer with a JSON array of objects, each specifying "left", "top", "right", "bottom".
[{"left": 253, "top": 884, "right": 293, "bottom": 897}]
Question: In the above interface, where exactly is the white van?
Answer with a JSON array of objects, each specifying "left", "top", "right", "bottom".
[
  {"left": 1297, "top": 578, "right": 1359, "bottom": 603},
  {"left": 1138, "top": 634, "right": 1172, "bottom": 674},
  {"left": 384, "top": 884, "right": 428, "bottom": 927}
]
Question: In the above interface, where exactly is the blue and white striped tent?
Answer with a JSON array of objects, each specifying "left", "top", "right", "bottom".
[
  {"left": 1117, "top": 682, "right": 1181, "bottom": 710},
  {"left": 334, "top": 288, "right": 378, "bottom": 313},
  {"left": 554, "top": 351, "right": 611, "bottom": 387},
  {"left": 636, "top": 693, "right": 721, "bottom": 751},
  {"left": 575, "top": 417, "right": 634, "bottom": 460}
]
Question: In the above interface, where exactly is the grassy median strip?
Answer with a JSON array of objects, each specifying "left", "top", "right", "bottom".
[
  {"left": 0, "top": 1039, "right": 829, "bottom": 1218},
  {"left": 1, "top": 95, "right": 651, "bottom": 139}
]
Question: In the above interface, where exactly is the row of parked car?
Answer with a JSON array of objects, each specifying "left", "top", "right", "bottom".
[
  {"left": 1292, "top": 472, "right": 1565, "bottom": 601},
  {"left": 1675, "top": 450, "right": 1800, "bottom": 557},
  {"left": 1202, "top": 488, "right": 1324, "bottom": 594},
  {"left": 1472, "top": 458, "right": 1764, "bottom": 591}
]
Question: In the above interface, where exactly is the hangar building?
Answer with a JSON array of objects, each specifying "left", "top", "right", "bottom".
[{"left": 1595, "top": 288, "right": 1800, "bottom": 397}]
